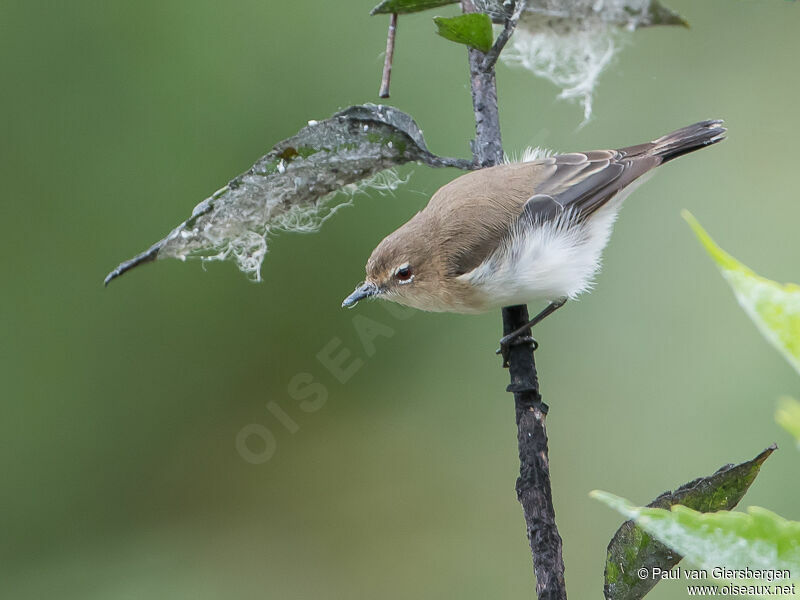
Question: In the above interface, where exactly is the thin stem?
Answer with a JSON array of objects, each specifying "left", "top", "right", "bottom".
[
  {"left": 460, "top": 1, "right": 567, "bottom": 598},
  {"left": 378, "top": 13, "right": 398, "bottom": 99},
  {"left": 482, "top": 0, "right": 527, "bottom": 71}
]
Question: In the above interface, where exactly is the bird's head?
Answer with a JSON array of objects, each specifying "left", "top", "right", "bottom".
[{"left": 342, "top": 218, "right": 439, "bottom": 310}]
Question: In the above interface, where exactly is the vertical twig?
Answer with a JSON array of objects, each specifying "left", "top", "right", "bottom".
[
  {"left": 482, "top": 0, "right": 527, "bottom": 70},
  {"left": 378, "top": 13, "right": 398, "bottom": 98},
  {"left": 459, "top": 1, "right": 567, "bottom": 598}
]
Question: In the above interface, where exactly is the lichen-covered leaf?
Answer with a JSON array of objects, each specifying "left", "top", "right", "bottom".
[
  {"left": 777, "top": 397, "right": 800, "bottom": 446},
  {"left": 593, "top": 487, "right": 800, "bottom": 595},
  {"left": 371, "top": 0, "right": 458, "bottom": 15},
  {"left": 434, "top": 13, "right": 493, "bottom": 53},
  {"left": 498, "top": 0, "right": 689, "bottom": 122},
  {"left": 104, "top": 104, "right": 471, "bottom": 284},
  {"left": 601, "top": 446, "right": 775, "bottom": 600},
  {"left": 515, "top": 0, "right": 688, "bottom": 29},
  {"left": 476, "top": 0, "right": 687, "bottom": 26},
  {"left": 684, "top": 211, "right": 800, "bottom": 376}
]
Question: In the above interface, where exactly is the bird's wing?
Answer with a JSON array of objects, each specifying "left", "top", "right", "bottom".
[
  {"left": 439, "top": 150, "right": 656, "bottom": 276},
  {"left": 520, "top": 150, "right": 637, "bottom": 223}
]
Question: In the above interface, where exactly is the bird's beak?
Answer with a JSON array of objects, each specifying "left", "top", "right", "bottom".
[{"left": 342, "top": 281, "right": 380, "bottom": 308}]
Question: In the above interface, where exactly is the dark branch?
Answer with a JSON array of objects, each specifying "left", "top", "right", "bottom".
[
  {"left": 506, "top": 308, "right": 567, "bottom": 600},
  {"left": 378, "top": 13, "right": 398, "bottom": 98},
  {"left": 460, "top": 1, "right": 567, "bottom": 598},
  {"left": 482, "top": 0, "right": 527, "bottom": 71}
]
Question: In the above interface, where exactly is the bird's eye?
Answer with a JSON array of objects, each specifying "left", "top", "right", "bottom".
[{"left": 395, "top": 266, "right": 412, "bottom": 281}]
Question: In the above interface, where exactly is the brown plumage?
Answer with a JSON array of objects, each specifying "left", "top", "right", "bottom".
[{"left": 343, "top": 120, "right": 726, "bottom": 314}]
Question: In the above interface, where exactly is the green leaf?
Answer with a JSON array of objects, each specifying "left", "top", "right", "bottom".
[
  {"left": 601, "top": 446, "right": 776, "bottom": 600},
  {"left": 777, "top": 397, "right": 800, "bottom": 446},
  {"left": 371, "top": 0, "right": 458, "bottom": 15},
  {"left": 593, "top": 490, "right": 800, "bottom": 595},
  {"left": 684, "top": 210, "right": 800, "bottom": 376},
  {"left": 104, "top": 104, "right": 471, "bottom": 285},
  {"left": 434, "top": 13, "right": 493, "bottom": 53}
]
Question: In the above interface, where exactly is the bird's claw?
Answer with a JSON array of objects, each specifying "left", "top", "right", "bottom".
[{"left": 496, "top": 334, "right": 538, "bottom": 367}]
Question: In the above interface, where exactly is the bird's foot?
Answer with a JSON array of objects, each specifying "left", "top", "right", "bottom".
[{"left": 496, "top": 334, "right": 538, "bottom": 368}]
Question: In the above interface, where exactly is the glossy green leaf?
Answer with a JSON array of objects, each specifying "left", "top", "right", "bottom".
[
  {"left": 593, "top": 490, "right": 800, "bottom": 595},
  {"left": 601, "top": 446, "right": 775, "bottom": 600},
  {"left": 777, "top": 397, "right": 800, "bottom": 446},
  {"left": 684, "top": 211, "right": 800, "bottom": 376},
  {"left": 371, "top": 0, "right": 458, "bottom": 15},
  {"left": 434, "top": 13, "right": 493, "bottom": 53}
]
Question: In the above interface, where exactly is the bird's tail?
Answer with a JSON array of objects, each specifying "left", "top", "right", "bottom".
[{"left": 646, "top": 119, "right": 727, "bottom": 164}]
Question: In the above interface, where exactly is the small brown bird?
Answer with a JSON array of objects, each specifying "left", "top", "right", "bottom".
[{"left": 342, "top": 120, "right": 726, "bottom": 351}]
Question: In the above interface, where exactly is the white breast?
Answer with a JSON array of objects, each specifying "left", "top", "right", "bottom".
[
  {"left": 458, "top": 203, "right": 621, "bottom": 310},
  {"left": 457, "top": 167, "right": 657, "bottom": 312}
]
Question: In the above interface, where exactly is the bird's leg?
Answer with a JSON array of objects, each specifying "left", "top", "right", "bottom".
[
  {"left": 496, "top": 298, "right": 567, "bottom": 366},
  {"left": 500, "top": 297, "right": 568, "bottom": 346}
]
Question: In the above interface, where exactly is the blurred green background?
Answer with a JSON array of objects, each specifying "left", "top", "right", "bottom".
[{"left": 2, "top": 1, "right": 799, "bottom": 598}]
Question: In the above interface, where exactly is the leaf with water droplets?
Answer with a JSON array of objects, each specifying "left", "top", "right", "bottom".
[
  {"left": 599, "top": 446, "right": 775, "bottom": 600},
  {"left": 104, "top": 104, "right": 471, "bottom": 285}
]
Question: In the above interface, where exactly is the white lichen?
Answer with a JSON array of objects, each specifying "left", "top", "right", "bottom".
[
  {"left": 504, "top": 21, "right": 618, "bottom": 123},
  {"left": 164, "top": 169, "right": 408, "bottom": 282}
]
